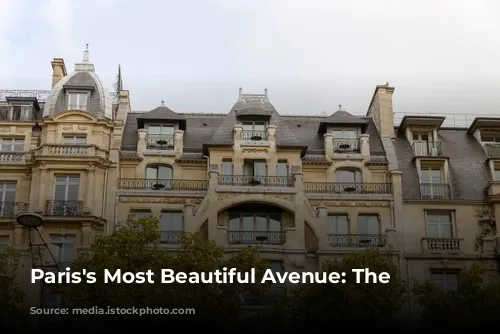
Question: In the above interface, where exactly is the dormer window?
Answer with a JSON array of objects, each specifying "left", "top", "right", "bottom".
[
  {"left": 332, "top": 129, "right": 359, "bottom": 152},
  {"left": 480, "top": 131, "right": 500, "bottom": 143},
  {"left": 63, "top": 135, "right": 87, "bottom": 145},
  {"left": 67, "top": 92, "right": 88, "bottom": 111},
  {"left": 147, "top": 124, "right": 174, "bottom": 149},
  {"left": 242, "top": 121, "right": 266, "bottom": 141},
  {"left": 11, "top": 105, "right": 33, "bottom": 121}
]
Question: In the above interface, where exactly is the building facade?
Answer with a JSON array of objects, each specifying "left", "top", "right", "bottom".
[{"left": 1, "top": 48, "right": 499, "bottom": 312}]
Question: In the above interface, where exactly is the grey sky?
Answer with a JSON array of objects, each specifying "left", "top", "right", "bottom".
[{"left": 1, "top": 0, "right": 499, "bottom": 117}]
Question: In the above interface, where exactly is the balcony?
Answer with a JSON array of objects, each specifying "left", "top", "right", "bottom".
[
  {"left": 159, "top": 231, "right": 183, "bottom": 245},
  {"left": 243, "top": 286, "right": 287, "bottom": 306},
  {"left": 228, "top": 231, "right": 286, "bottom": 245},
  {"left": 219, "top": 175, "right": 294, "bottom": 187},
  {"left": 0, "top": 151, "right": 28, "bottom": 163},
  {"left": 304, "top": 182, "right": 392, "bottom": 194},
  {"left": 420, "top": 183, "right": 451, "bottom": 200},
  {"left": 146, "top": 134, "right": 174, "bottom": 150},
  {"left": 45, "top": 200, "right": 83, "bottom": 216},
  {"left": 422, "top": 237, "right": 462, "bottom": 253},
  {"left": 33, "top": 145, "right": 108, "bottom": 159},
  {"left": 242, "top": 130, "right": 267, "bottom": 141},
  {"left": 412, "top": 141, "right": 442, "bottom": 157},
  {"left": 333, "top": 139, "right": 360, "bottom": 153},
  {"left": 328, "top": 234, "right": 388, "bottom": 248},
  {"left": 117, "top": 178, "right": 208, "bottom": 191},
  {"left": 484, "top": 143, "right": 500, "bottom": 159},
  {"left": 0, "top": 202, "right": 28, "bottom": 218}
]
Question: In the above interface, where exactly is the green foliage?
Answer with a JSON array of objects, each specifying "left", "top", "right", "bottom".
[
  {"left": 62, "top": 215, "right": 270, "bottom": 325},
  {"left": 412, "top": 262, "right": 500, "bottom": 327},
  {"left": 286, "top": 248, "right": 406, "bottom": 326},
  {"left": 0, "top": 247, "right": 25, "bottom": 325}
]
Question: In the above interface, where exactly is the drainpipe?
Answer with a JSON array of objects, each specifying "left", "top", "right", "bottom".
[
  {"left": 203, "top": 155, "right": 210, "bottom": 177},
  {"left": 102, "top": 127, "right": 112, "bottom": 233}
]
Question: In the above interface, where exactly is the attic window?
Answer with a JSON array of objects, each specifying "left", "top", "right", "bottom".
[
  {"left": 242, "top": 121, "right": 266, "bottom": 141},
  {"left": 67, "top": 92, "right": 88, "bottom": 111}
]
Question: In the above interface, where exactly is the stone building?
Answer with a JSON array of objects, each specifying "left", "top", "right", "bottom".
[{"left": 0, "top": 47, "right": 499, "bottom": 312}]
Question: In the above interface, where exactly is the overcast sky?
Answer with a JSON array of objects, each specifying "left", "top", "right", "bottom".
[{"left": 1, "top": 0, "right": 499, "bottom": 120}]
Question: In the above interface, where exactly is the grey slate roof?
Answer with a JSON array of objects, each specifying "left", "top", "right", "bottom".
[
  {"left": 394, "top": 128, "right": 490, "bottom": 201},
  {"left": 318, "top": 110, "right": 369, "bottom": 133}
]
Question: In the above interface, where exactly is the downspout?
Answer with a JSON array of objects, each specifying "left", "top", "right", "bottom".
[{"left": 102, "top": 127, "right": 112, "bottom": 234}]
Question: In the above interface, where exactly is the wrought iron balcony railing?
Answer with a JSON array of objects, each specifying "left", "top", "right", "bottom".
[
  {"left": 0, "top": 151, "right": 26, "bottom": 162},
  {"left": 304, "top": 182, "right": 392, "bottom": 194},
  {"left": 328, "top": 234, "right": 388, "bottom": 248},
  {"left": 420, "top": 183, "right": 450, "bottom": 200},
  {"left": 67, "top": 104, "right": 88, "bottom": 111},
  {"left": 159, "top": 231, "right": 183, "bottom": 245},
  {"left": 228, "top": 231, "right": 286, "bottom": 245},
  {"left": 45, "top": 200, "right": 83, "bottom": 216},
  {"left": 33, "top": 145, "right": 108, "bottom": 159},
  {"left": 117, "top": 178, "right": 208, "bottom": 191},
  {"left": 243, "top": 286, "right": 287, "bottom": 305},
  {"left": 242, "top": 130, "right": 267, "bottom": 141},
  {"left": 423, "top": 237, "right": 462, "bottom": 252},
  {"left": 412, "top": 141, "right": 442, "bottom": 156},
  {"left": 219, "top": 175, "right": 294, "bottom": 187},
  {"left": 484, "top": 143, "right": 500, "bottom": 159},
  {"left": 333, "top": 139, "right": 360, "bottom": 153},
  {"left": 0, "top": 202, "right": 28, "bottom": 218},
  {"left": 146, "top": 134, "right": 174, "bottom": 149}
]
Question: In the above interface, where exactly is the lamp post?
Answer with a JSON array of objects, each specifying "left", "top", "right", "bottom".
[{"left": 16, "top": 213, "right": 63, "bottom": 325}]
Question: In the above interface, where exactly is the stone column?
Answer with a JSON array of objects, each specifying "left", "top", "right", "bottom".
[
  {"left": 385, "top": 227, "right": 397, "bottom": 248},
  {"left": 183, "top": 203, "right": 195, "bottom": 232},
  {"left": 233, "top": 125, "right": 242, "bottom": 141},
  {"left": 37, "top": 166, "right": 49, "bottom": 213},
  {"left": 81, "top": 222, "right": 92, "bottom": 247},
  {"left": 293, "top": 171, "right": 303, "bottom": 192},
  {"left": 324, "top": 133, "right": 333, "bottom": 160},
  {"left": 174, "top": 130, "right": 184, "bottom": 158},
  {"left": 316, "top": 205, "right": 330, "bottom": 249},
  {"left": 359, "top": 134, "right": 370, "bottom": 159},
  {"left": 137, "top": 129, "right": 147, "bottom": 155},
  {"left": 208, "top": 169, "right": 219, "bottom": 190}
]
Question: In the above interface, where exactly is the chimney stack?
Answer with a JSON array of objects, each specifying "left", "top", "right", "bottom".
[{"left": 51, "top": 58, "right": 67, "bottom": 88}]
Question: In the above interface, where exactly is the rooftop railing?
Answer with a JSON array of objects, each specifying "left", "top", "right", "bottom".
[{"left": 393, "top": 112, "right": 496, "bottom": 128}]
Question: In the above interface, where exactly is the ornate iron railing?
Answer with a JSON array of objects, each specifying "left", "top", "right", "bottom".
[
  {"left": 242, "top": 130, "right": 267, "bottom": 141},
  {"left": 159, "top": 231, "right": 183, "bottom": 244},
  {"left": 484, "top": 143, "right": 500, "bottom": 159},
  {"left": 243, "top": 286, "right": 287, "bottom": 305},
  {"left": 0, "top": 152, "right": 26, "bottom": 162},
  {"left": 45, "top": 200, "right": 83, "bottom": 216},
  {"left": 304, "top": 182, "right": 392, "bottom": 194},
  {"left": 412, "top": 141, "right": 442, "bottom": 156},
  {"left": 117, "top": 178, "right": 208, "bottom": 191},
  {"left": 333, "top": 139, "right": 360, "bottom": 153},
  {"left": 328, "top": 234, "right": 387, "bottom": 248},
  {"left": 146, "top": 134, "right": 174, "bottom": 149},
  {"left": 420, "top": 183, "right": 450, "bottom": 200},
  {"left": 0, "top": 202, "right": 28, "bottom": 218},
  {"left": 0, "top": 90, "right": 51, "bottom": 102},
  {"left": 219, "top": 175, "right": 294, "bottom": 187},
  {"left": 423, "top": 237, "right": 462, "bottom": 252},
  {"left": 228, "top": 231, "right": 285, "bottom": 245}
]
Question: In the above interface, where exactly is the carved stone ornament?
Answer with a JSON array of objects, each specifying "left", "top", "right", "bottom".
[
  {"left": 119, "top": 197, "right": 202, "bottom": 204},
  {"left": 241, "top": 147, "right": 268, "bottom": 154},
  {"left": 309, "top": 200, "right": 390, "bottom": 207}
]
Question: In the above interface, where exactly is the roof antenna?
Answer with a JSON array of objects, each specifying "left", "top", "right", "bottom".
[{"left": 161, "top": 100, "right": 165, "bottom": 106}]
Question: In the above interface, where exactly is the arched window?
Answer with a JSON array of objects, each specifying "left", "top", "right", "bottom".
[
  {"left": 335, "top": 168, "right": 362, "bottom": 183},
  {"left": 146, "top": 164, "right": 173, "bottom": 180},
  {"left": 145, "top": 164, "right": 173, "bottom": 190}
]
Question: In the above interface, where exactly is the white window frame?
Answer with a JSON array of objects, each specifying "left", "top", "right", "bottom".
[
  {"left": 426, "top": 212, "right": 454, "bottom": 238},
  {"left": 67, "top": 92, "right": 89, "bottom": 111},
  {"left": 63, "top": 135, "right": 87, "bottom": 145},
  {"left": 1, "top": 138, "right": 24, "bottom": 152}
]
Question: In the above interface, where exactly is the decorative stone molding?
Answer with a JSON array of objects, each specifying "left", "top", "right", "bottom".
[
  {"left": 217, "top": 193, "right": 233, "bottom": 201},
  {"left": 242, "top": 147, "right": 268, "bottom": 154},
  {"left": 309, "top": 200, "right": 390, "bottom": 207},
  {"left": 119, "top": 197, "right": 202, "bottom": 204},
  {"left": 274, "top": 194, "right": 294, "bottom": 202}
]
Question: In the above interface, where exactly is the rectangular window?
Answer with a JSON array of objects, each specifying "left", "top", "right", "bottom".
[
  {"left": 420, "top": 166, "right": 442, "bottom": 184},
  {"left": 276, "top": 161, "right": 288, "bottom": 176},
  {"left": 229, "top": 213, "right": 281, "bottom": 232},
  {"left": 242, "top": 121, "right": 265, "bottom": 132},
  {"left": 1, "top": 138, "right": 24, "bottom": 152},
  {"left": 0, "top": 182, "right": 16, "bottom": 217},
  {"left": 494, "top": 168, "right": 500, "bottom": 181},
  {"left": 11, "top": 105, "right": 33, "bottom": 121},
  {"left": 242, "top": 121, "right": 266, "bottom": 140},
  {"left": 426, "top": 212, "right": 453, "bottom": 238},
  {"left": 220, "top": 160, "right": 233, "bottom": 185},
  {"left": 148, "top": 125, "right": 174, "bottom": 135},
  {"left": 131, "top": 210, "right": 152, "bottom": 220},
  {"left": 67, "top": 93, "right": 88, "bottom": 111},
  {"left": 430, "top": 270, "right": 459, "bottom": 291},
  {"left": 333, "top": 129, "right": 357, "bottom": 139},
  {"left": 357, "top": 215, "right": 379, "bottom": 234},
  {"left": 49, "top": 234, "right": 76, "bottom": 266},
  {"left": 243, "top": 160, "right": 267, "bottom": 177},
  {"left": 63, "top": 135, "right": 87, "bottom": 145},
  {"left": 54, "top": 176, "right": 80, "bottom": 201},
  {"left": 0, "top": 235, "right": 9, "bottom": 250},
  {"left": 159, "top": 212, "right": 183, "bottom": 232},
  {"left": 327, "top": 215, "right": 349, "bottom": 234}
]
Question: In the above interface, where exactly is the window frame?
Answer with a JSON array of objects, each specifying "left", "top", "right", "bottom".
[
  {"left": 0, "top": 137, "right": 25, "bottom": 152},
  {"left": 228, "top": 212, "right": 283, "bottom": 232},
  {"left": 327, "top": 214, "right": 349, "bottom": 235},
  {"left": 66, "top": 92, "right": 89, "bottom": 111},
  {"left": 425, "top": 211, "right": 455, "bottom": 238},
  {"left": 356, "top": 214, "right": 380, "bottom": 234},
  {"left": 430, "top": 269, "right": 460, "bottom": 291}
]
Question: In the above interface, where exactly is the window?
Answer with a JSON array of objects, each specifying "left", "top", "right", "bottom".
[
  {"left": 420, "top": 166, "right": 442, "bottom": 184},
  {"left": 221, "top": 160, "right": 233, "bottom": 185},
  {"left": 52, "top": 176, "right": 80, "bottom": 215},
  {"left": 146, "top": 165, "right": 173, "bottom": 190},
  {"left": 430, "top": 270, "right": 459, "bottom": 291},
  {"left": 147, "top": 125, "right": 174, "bottom": 148},
  {"left": 159, "top": 212, "right": 183, "bottom": 244},
  {"left": 228, "top": 212, "right": 283, "bottom": 244},
  {"left": 481, "top": 132, "right": 500, "bottom": 142},
  {"left": 0, "top": 182, "right": 16, "bottom": 217},
  {"left": 357, "top": 215, "right": 379, "bottom": 234},
  {"left": 131, "top": 210, "right": 152, "bottom": 221},
  {"left": 335, "top": 168, "right": 362, "bottom": 183},
  {"left": 494, "top": 168, "right": 500, "bottom": 181},
  {"left": 426, "top": 212, "right": 453, "bottom": 238},
  {"left": 333, "top": 129, "right": 357, "bottom": 139},
  {"left": 148, "top": 125, "right": 174, "bottom": 136},
  {"left": 11, "top": 105, "right": 33, "bottom": 121},
  {"left": 412, "top": 132, "right": 431, "bottom": 155},
  {"left": 327, "top": 215, "right": 349, "bottom": 234},
  {"left": 63, "top": 135, "right": 87, "bottom": 145},
  {"left": 67, "top": 93, "right": 88, "bottom": 111},
  {"left": 242, "top": 121, "right": 266, "bottom": 140},
  {"left": 276, "top": 161, "right": 288, "bottom": 176},
  {"left": 49, "top": 234, "right": 76, "bottom": 267},
  {"left": 0, "top": 236, "right": 9, "bottom": 251},
  {"left": 1, "top": 138, "right": 24, "bottom": 152},
  {"left": 243, "top": 160, "right": 267, "bottom": 184},
  {"left": 420, "top": 165, "right": 447, "bottom": 199}
]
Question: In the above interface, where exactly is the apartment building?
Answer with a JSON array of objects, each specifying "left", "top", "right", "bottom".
[{"left": 0, "top": 47, "right": 499, "bottom": 310}]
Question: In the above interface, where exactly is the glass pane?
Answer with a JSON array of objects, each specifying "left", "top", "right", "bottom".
[
  {"left": 420, "top": 169, "right": 430, "bottom": 182},
  {"left": 344, "top": 130, "right": 356, "bottom": 139},
  {"left": 276, "top": 162, "right": 288, "bottom": 176},
  {"left": 75, "top": 137, "right": 87, "bottom": 145},
  {"left": 495, "top": 170, "right": 500, "bottom": 181},
  {"left": 148, "top": 126, "right": 161, "bottom": 135},
  {"left": 254, "top": 162, "right": 267, "bottom": 177},
  {"left": 357, "top": 216, "right": 378, "bottom": 234},
  {"left": 243, "top": 163, "right": 253, "bottom": 176},
  {"left": 269, "top": 215, "right": 281, "bottom": 231},
  {"left": 68, "top": 176, "right": 80, "bottom": 184},
  {"left": 161, "top": 126, "right": 174, "bottom": 135},
  {"left": 337, "top": 216, "right": 348, "bottom": 234},
  {"left": 427, "top": 224, "right": 439, "bottom": 237},
  {"left": 430, "top": 169, "right": 441, "bottom": 183},
  {"left": 67, "top": 185, "right": 79, "bottom": 200},
  {"left": 68, "top": 94, "right": 77, "bottom": 106},
  {"left": 255, "top": 214, "right": 267, "bottom": 231},
  {"left": 146, "top": 167, "right": 158, "bottom": 179},
  {"left": 242, "top": 122, "right": 253, "bottom": 131},
  {"left": 439, "top": 224, "right": 453, "bottom": 238},
  {"left": 222, "top": 161, "right": 232, "bottom": 175},
  {"left": 253, "top": 122, "right": 265, "bottom": 131},
  {"left": 172, "top": 213, "right": 183, "bottom": 231},
  {"left": 242, "top": 215, "right": 253, "bottom": 231},
  {"left": 158, "top": 166, "right": 172, "bottom": 179},
  {"left": 412, "top": 134, "right": 419, "bottom": 141},
  {"left": 55, "top": 176, "right": 67, "bottom": 183},
  {"left": 13, "top": 140, "right": 24, "bottom": 152},
  {"left": 271, "top": 262, "right": 283, "bottom": 273},
  {"left": 228, "top": 214, "right": 240, "bottom": 231},
  {"left": 54, "top": 184, "right": 66, "bottom": 200},
  {"left": 160, "top": 213, "right": 172, "bottom": 230},
  {"left": 336, "top": 170, "right": 355, "bottom": 182}
]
